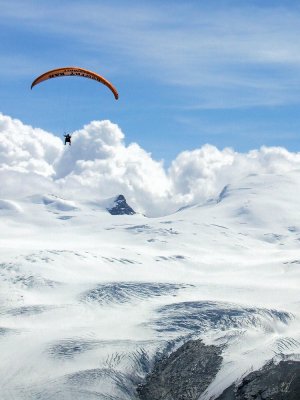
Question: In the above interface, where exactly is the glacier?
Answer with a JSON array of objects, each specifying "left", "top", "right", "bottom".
[{"left": 0, "top": 171, "right": 300, "bottom": 399}]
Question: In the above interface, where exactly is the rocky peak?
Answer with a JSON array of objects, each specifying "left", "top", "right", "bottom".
[{"left": 107, "top": 194, "right": 136, "bottom": 215}]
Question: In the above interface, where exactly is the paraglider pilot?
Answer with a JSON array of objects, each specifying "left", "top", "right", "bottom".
[{"left": 64, "top": 133, "right": 72, "bottom": 146}]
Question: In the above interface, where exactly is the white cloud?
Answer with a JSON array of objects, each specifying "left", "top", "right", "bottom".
[
  {"left": 0, "top": 113, "right": 63, "bottom": 176},
  {"left": 169, "top": 145, "right": 236, "bottom": 203},
  {"left": 55, "top": 120, "right": 172, "bottom": 215},
  {"left": 1, "top": 113, "right": 300, "bottom": 216}
]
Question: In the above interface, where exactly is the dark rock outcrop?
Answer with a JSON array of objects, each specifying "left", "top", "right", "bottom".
[
  {"left": 216, "top": 360, "right": 300, "bottom": 400},
  {"left": 107, "top": 195, "right": 136, "bottom": 215},
  {"left": 137, "top": 339, "right": 222, "bottom": 400}
]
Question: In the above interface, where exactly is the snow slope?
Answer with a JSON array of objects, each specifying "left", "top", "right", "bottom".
[{"left": 0, "top": 172, "right": 300, "bottom": 399}]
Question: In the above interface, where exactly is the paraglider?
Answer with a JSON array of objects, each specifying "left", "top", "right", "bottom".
[
  {"left": 31, "top": 66, "right": 119, "bottom": 99},
  {"left": 31, "top": 66, "right": 119, "bottom": 146},
  {"left": 64, "top": 133, "right": 72, "bottom": 146}
]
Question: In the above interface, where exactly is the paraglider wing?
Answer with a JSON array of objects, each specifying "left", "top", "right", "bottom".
[{"left": 31, "top": 66, "right": 119, "bottom": 100}]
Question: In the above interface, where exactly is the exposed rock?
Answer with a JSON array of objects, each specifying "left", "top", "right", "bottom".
[
  {"left": 107, "top": 194, "right": 136, "bottom": 215},
  {"left": 216, "top": 360, "right": 300, "bottom": 400},
  {"left": 217, "top": 185, "right": 230, "bottom": 203},
  {"left": 137, "top": 339, "right": 222, "bottom": 400}
]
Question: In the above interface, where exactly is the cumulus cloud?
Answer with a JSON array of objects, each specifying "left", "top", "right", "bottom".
[
  {"left": 1, "top": 113, "right": 300, "bottom": 216},
  {"left": 0, "top": 113, "right": 62, "bottom": 176},
  {"left": 55, "top": 120, "right": 172, "bottom": 214}
]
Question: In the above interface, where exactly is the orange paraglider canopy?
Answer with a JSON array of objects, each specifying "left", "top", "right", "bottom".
[{"left": 31, "top": 66, "right": 119, "bottom": 100}]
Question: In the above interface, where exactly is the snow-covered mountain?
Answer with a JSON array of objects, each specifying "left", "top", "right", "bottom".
[{"left": 0, "top": 171, "right": 300, "bottom": 399}]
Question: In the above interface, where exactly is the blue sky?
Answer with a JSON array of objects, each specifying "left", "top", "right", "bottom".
[{"left": 1, "top": 0, "right": 300, "bottom": 163}]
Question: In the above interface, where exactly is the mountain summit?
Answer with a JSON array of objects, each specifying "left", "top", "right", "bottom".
[{"left": 106, "top": 194, "right": 136, "bottom": 215}]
